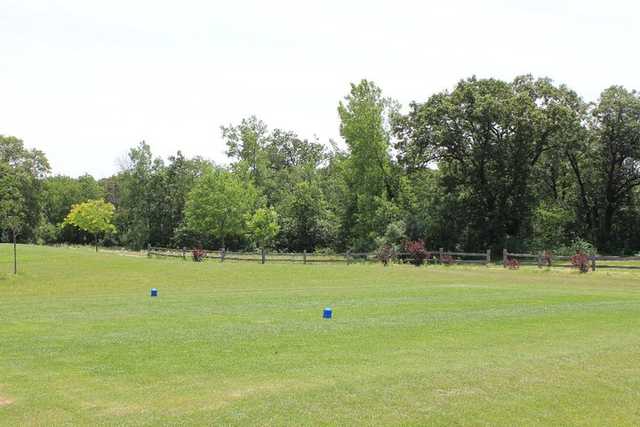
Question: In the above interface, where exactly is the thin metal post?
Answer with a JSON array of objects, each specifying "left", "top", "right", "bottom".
[{"left": 13, "top": 229, "right": 17, "bottom": 274}]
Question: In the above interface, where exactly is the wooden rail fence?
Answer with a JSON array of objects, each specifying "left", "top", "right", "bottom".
[
  {"left": 146, "top": 245, "right": 640, "bottom": 271},
  {"left": 147, "top": 246, "right": 492, "bottom": 265},
  {"left": 503, "top": 249, "right": 640, "bottom": 270}
]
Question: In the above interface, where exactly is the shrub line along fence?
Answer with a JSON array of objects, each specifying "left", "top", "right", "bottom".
[
  {"left": 502, "top": 249, "right": 640, "bottom": 271},
  {"left": 147, "top": 245, "right": 640, "bottom": 270},
  {"left": 147, "top": 246, "right": 492, "bottom": 265}
]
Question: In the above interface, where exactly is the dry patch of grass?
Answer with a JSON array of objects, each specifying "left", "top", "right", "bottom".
[{"left": 0, "top": 395, "right": 14, "bottom": 406}]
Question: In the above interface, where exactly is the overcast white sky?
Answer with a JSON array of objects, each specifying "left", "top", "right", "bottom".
[{"left": 1, "top": 0, "right": 639, "bottom": 177}]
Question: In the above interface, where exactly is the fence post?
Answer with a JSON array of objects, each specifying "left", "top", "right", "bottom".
[
  {"left": 220, "top": 248, "right": 225, "bottom": 263},
  {"left": 537, "top": 252, "right": 542, "bottom": 269},
  {"left": 486, "top": 249, "right": 491, "bottom": 265},
  {"left": 439, "top": 248, "right": 444, "bottom": 264},
  {"left": 591, "top": 255, "right": 596, "bottom": 271},
  {"left": 346, "top": 250, "right": 351, "bottom": 265},
  {"left": 502, "top": 248, "right": 507, "bottom": 268},
  {"left": 182, "top": 246, "right": 186, "bottom": 260},
  {"left": 147, "top": 243, "right": 151, "bottom": 257},
  {"left": 261, "top": 247, "right": 266, "bottom": 264},
  {"left": 303, "top": 250, "right": 307, "bottom": 265}
]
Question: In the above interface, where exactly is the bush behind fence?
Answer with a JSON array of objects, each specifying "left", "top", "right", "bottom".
[
  {"left": 147, "top": 245, "right": 640, "bottom": 271},
  {"left": 147, "top": 246, "right": 491, "bottom": 265}
]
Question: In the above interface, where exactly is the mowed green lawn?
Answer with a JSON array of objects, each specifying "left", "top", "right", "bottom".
[{"left": 1, "top": 245, "right": 640, "bottom": 425}]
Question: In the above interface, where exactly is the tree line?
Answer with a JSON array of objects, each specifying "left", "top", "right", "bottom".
[{"left": 2, "top": 75, "right": 640, "bottom": 256}]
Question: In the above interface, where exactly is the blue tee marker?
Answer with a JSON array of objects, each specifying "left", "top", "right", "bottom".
[
  {"left": 150, "top": 288, "right": 158, "bottom": 297},
  {"left": 323, "top": 307, "right": 332, "bottom": 319}
]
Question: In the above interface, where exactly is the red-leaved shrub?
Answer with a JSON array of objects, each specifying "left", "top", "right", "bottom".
[
  {"left": 405, "top": 240, "right": 429, "bottom": 266},
  {"left": 506, "top": 258, "right": 520, "bottom": 269},
  {"left": 192, "top": 248, "right": 207, "bottom": 262},
  {"left": 571, "top": 251, "right": 589, "bottom": 273}
]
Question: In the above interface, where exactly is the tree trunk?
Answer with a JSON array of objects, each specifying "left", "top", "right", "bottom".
[
  {"left": 599, "top": 204, "right": 615, "bottom": 252},
  {"left": 95, "top": 234, "right": 98, "bottom": 252},
  {"left": 13, "top": 229, "right": 17, "bottom": 275}
]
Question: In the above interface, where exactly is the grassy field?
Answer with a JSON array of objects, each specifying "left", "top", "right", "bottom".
[{"left": 1, "top": 245, "right": 640, "bottom": 425}]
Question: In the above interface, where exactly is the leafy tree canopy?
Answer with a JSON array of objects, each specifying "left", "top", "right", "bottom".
[
  {"left": 246, "top": 207, "right": 280, "bottom": 249},
  {"left": 63, "top": 199, "right": 116, "bottom": 251},
  {"left": 184, "top": 169, "right": 257, "bottom": 247}
]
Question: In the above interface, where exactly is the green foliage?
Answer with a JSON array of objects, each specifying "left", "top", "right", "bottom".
[
  {"left": 154, "top": 152, "right": 212, "bottom": 247},
  {"left": 116, "top": 141, "right": 158, "bottom": 249},
  {"left": 41, "top": 174, "right": 104, "bottom": 243},
  {"left": 571, "top": 237, "right": 598, "bottom": 255},
  {"left": 553, "top": 238, "right": 598, "bottom": 257},
  {"left": 278, "top": 180, "right": 336, "bottom": 251},
  {"left": 6, "top": 77, "right": 640, "bottom": 256},
  {"left": 374, "top": 220, "right": 407, "bottom": 264},
  {"left": 63, "top": 199, "right": 116, "bottom": 235},
  {"left": 338, "top": 80, "right": 399, "bottom": 250},
  {"left": 35, "top": 221, "right": 59, "bottom": 245},
  {"left": 374, "top": 220, "right": 406, "bottom": 252},
  {"left": 0, "top": 135, "right": 50, "bottom": 242},
  {"left": 222, "top": 116, "right": 269, "bottom": 189},
  {"left": 112, "top": 143, "right": 212, "bottom": 249},
  {"left": 394, "top": 76, "right": 584, "bottom": 253},
  {"left": 0, "top": 163, "right": 26, "bottom": 234},
  {"left": 570, "top": 86, "right": 640, "bottom": 251},
  {"left": 184, "top": 169, "right": 257, "bottom": 247},
  {"left": 530, "top": 202, "right": 575, "bottom": 251},
  {"left": 245, "top": 207, "right": 280, "bottom": 249}
]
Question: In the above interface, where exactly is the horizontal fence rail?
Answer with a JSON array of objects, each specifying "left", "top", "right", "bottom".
[
  {"left": 146, "top": 245, "right": 640, "bottom": 270},
  {"left": 147, "top": 246, "right": 492, "bottom": 266},
  {"left": 503, "top": 249, "right": 640, "bottom": 271}
]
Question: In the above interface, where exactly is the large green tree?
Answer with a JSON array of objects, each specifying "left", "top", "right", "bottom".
[
  {"left": 184, "top": 169, "right": 257, "bottom": 248},
  {"left": 338, "top": 80, "right": 399, "bottom": 250},
  {"left": 0, "top": 135, "right": 50, "bottom": 243},
  {"left": 394, "top": 76, "right": 583, "bottom": 252},
  {"left": 0, "top": 163, "right": 26, "bottom": 273},
  {"left": 222, "top": 117, "right": 331, "bottom": 250},
  {"left": 564, "top": 86, "right": 640, "bottom": 252},
  {"left": 116, "top": 141, "right": 159, "bottom": 249}
]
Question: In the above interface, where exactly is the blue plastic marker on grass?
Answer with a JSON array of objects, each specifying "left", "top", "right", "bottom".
[
  {"left": 150, "top": 288, "right": 158, "bottom": 297},
  {"left": 323, "top": 307, "right": 332, "bottom": 319}
]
